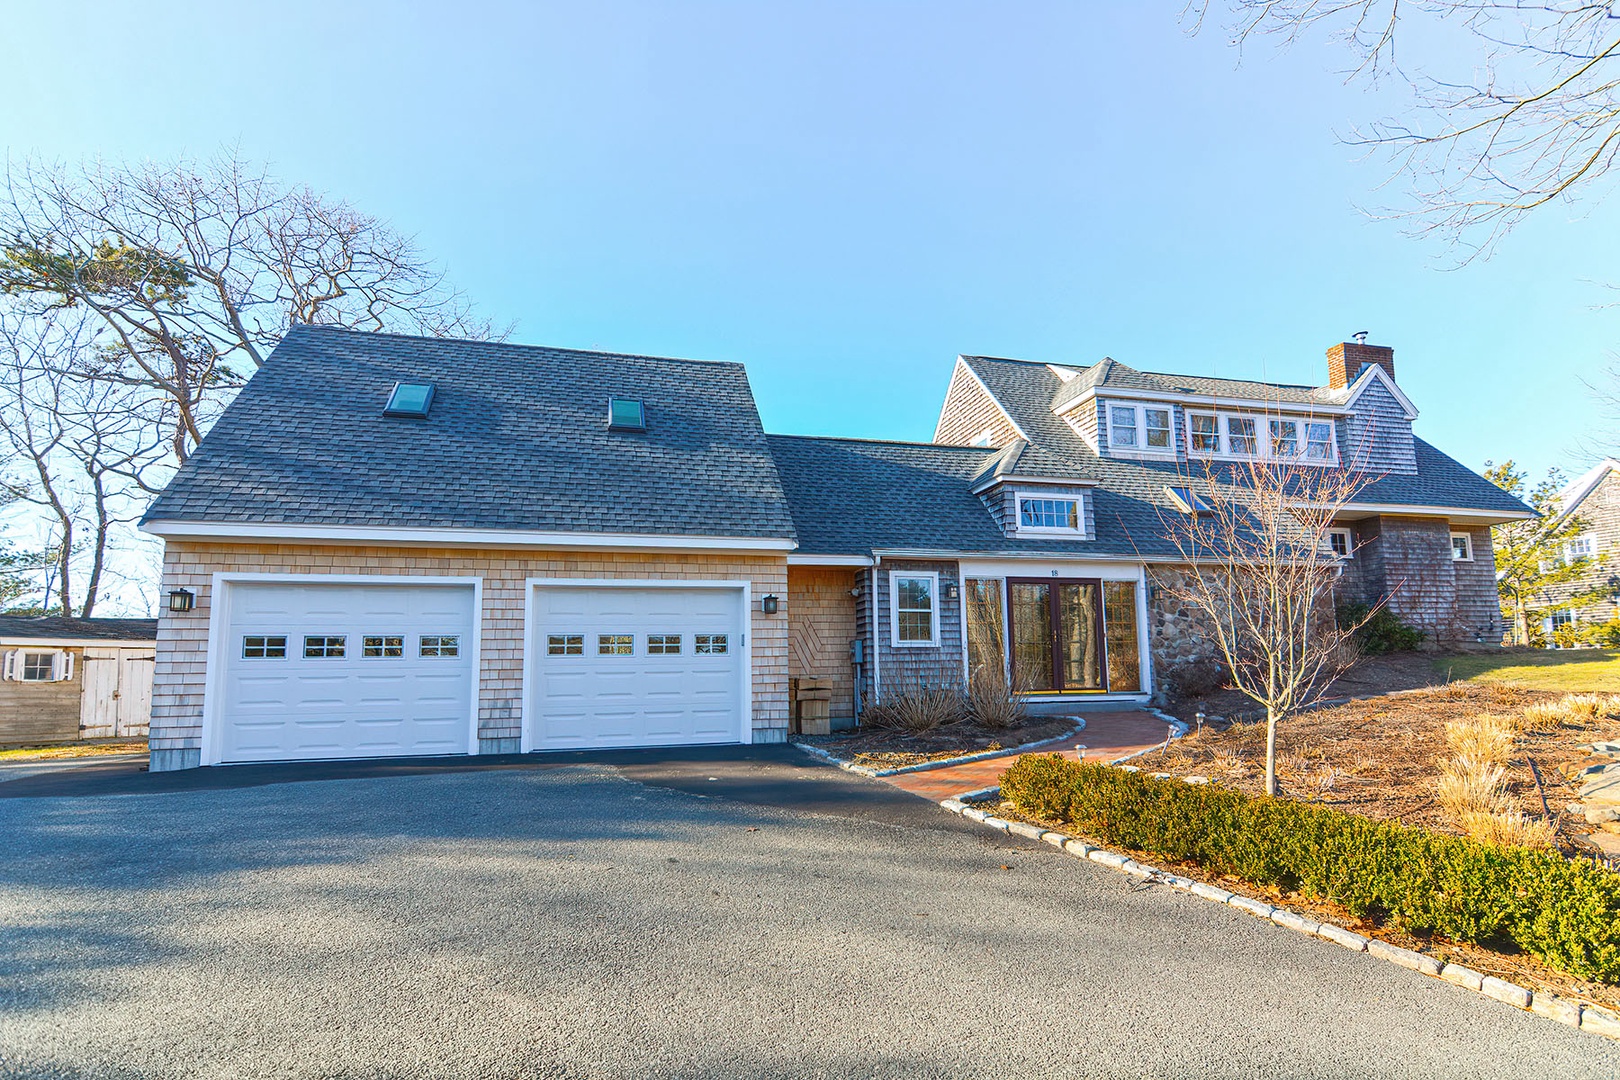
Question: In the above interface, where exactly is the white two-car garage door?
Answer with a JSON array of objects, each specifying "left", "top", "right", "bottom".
[
  {"left": 529, "top": 584, "right": 747, "bottom": 750},
  {"left": 215, "top": 581, "right": 477, "bottom": 764}
]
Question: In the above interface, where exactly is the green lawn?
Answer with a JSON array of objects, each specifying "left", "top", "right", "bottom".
[{"left": 1435, "top": 649, "right": 1620, "bottom": 693}]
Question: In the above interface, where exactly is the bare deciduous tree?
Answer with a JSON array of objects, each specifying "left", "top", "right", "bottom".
[
  {"left": 1187, "top": 2, "right": 1620, "bottom": 256},
  {"left": 0, "top": 310, "right": 168, "bottom": 616},
  {"left": 0, "top": 150, "right": 503, "bottom": 463},
  {"left": 1150, "top": 455, "right": 1375, "bottom": 795}
]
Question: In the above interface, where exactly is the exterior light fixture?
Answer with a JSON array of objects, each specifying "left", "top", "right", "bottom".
[
  {"left": 761, "top": 594, "right": 780, "bottom": 615},
  {"left": 944, "top": 582, "right": 960, "bottom": 601},
  {"left": 167, "top": 588, "right": 195, "bottom": 613}
]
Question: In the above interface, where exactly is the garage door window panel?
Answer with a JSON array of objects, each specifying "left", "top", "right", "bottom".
[
  {"left": 304, "top": 635, "right": 346, "bottom": 658},
  {"left": 547, "top": 634, "right": 584, "bottom": 656},
  {"left": 598, "top": 634, "right": 634, "bottom": 655},
  {"left": 695, "top": 633, "right": 728, "bottom": 655},
  {"left": 647, "top": 634, "right": 682, "bottom": 655},
  {"left": 420, "top": 635, "right": 460, "bottom": 657},
  {"left": 362, "top": 635, "right": 404, "bottom": 658},
  {"left": 242, "top": 635, "right": 287, "bottom": 659}
]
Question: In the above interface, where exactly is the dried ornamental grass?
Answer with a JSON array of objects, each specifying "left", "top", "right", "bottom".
[
  {"left": 1457, "top": 809, "right": 1558, "bottom": 850},
  {"left": 1522, "top": 692, "right": 1620, "bottom": 731},
  {"left": 1437, "top": 760, "right": 1509, "bottom": 821},
  {"left": 1443, "top": 713, "right": 1518, "bottom": 767}
]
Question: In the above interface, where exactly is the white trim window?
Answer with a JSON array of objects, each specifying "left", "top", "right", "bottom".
[
  {"left": 3, "top": 648, "right": 73, "bottom": 682},
  {"left": 1327, "top": 528, "right": 1354, "bottom": 560},
  {"left": 1450, "top": 533, "right": 1473, "bottom": 562},
  {"left": 1106, "top": 403, "right": 1174, "bottom": 453},
  {"left": 1567, "top": 535, "right": 1595, "bottom": 563},
  {"left": 1016, "top": 491, "right": 1085, "bottom": 536},
  {"left": 891, "top": 571, "right": 940, "bottom": 647},
  {"left": 1186, "top": 410, "right": 1338, "bottom": 465},
  {"left": 1188, "top": 412, "right": 1220, "bottom": 454}
]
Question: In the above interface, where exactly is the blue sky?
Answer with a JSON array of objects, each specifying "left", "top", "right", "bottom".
[{"left": 5, "top": 1, "right": 1616, "bottom": 485}]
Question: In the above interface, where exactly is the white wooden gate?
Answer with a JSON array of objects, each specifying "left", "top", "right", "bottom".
[{"left": 79, "top": 648, "right": 156, "bottom": 738}]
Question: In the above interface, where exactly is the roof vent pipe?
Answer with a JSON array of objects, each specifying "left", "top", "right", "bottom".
[{"left": 1352, "top": 330, "right": 1369, "bottom": 345}]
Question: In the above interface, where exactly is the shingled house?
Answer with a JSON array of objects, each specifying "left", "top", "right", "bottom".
[
  {"left": 1538, "top": 459, "right": 1620, "bottom": 636},
  {"left": 138, "top": 327, "right": 1530, "bottom": 770}
]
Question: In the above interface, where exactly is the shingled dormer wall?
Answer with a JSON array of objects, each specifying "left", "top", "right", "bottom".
[{"left": 1340, "top": 377, "right": 1418, "bottom": 475}]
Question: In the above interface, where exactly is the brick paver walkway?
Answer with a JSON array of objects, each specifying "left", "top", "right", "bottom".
[{"left": 883, "top": 709, "right": 1177, "bottom": 801}]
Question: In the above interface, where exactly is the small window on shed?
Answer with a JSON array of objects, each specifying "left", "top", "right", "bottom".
[
  {"left": 607, "top": 397, "right": 646, "bottom": 432},
  {"left": 384, "top": 382, "right": 435, "bottom": 418}
]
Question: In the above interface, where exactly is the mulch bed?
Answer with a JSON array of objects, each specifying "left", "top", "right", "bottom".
[
  {"left": 798, "top": 715, "right": 1078, "bottom": 769},
  {"left": 985, "top": 795, "right": 1620, "bottom": 1015},
  {"left": 1133, "top": 682, "right": 1610, "bottom": 854}
]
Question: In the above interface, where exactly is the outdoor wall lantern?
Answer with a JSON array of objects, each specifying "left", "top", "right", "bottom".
[
  {"left": 761, "top": 594, "right": 780, "bottom": 615},
  {"left": 167, "top": 588, "right": 195, "bottom": 613},
  {"left": 944, "top": 582, "right": 960, "bottom": 601}
]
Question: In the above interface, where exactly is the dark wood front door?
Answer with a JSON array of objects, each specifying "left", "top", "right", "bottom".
[{"left": 1007, "top": 578, "right": 1106, "bottom": 693}]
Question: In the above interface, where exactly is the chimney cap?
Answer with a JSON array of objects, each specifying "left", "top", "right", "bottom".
[{"left": 1352, "top": 330, "right": 1369, "bottom": 345}]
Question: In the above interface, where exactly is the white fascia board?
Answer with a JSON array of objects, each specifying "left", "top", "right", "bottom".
[
  {"left": 1343, "top": 363, "right": 1419, "bottom": 421},
  {"left": 787, "top": 553, "right": 876, "bottom": 567},
  {"left": 1052, "top": 385, "right": 1350, "bottom": 419},
  {"left": 141, "top": 519, "right": 799, "bottom": 553},
  {"left": 941, "top": 357, "right": 1030, "bottom": 443},
  {"left": 0, "top": 637, "right": 157, "bottom": 649},
  {"left": 969, "top": 473, "right": 1099, "bottom": 495},
  {"left": 1300, "top": 501, "right": 1537, "bottom": 525}
]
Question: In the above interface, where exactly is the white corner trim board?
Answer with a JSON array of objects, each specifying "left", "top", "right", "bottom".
[{"left": 142, "top": 519, "right": 798, "bottom": 553}]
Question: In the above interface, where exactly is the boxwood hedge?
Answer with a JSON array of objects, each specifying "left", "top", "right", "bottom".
[{"left": 1000, "top": 754, "right": 1620, "bottom": 983}]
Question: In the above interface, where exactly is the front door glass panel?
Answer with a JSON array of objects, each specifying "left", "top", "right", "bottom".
[
  {"left": 1058, "top": 582, "right": 1102, "bottom": 690},
  {"left": 1009, "top": 582, "right": 1054, "bottom": 690}
]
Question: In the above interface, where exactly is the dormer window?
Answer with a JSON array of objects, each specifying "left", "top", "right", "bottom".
[
  {"left": 1107, "top": 403, "right": 1173, "bottom": 453},
  {"left": 1016, "top": 491, "right": 1085, "bottom": 536},
  {"left": 383, "top": 382, "right": 435, "bottom": 418},
  {"left": 607, "top": 397, "right": 646, "bottom": 432}
]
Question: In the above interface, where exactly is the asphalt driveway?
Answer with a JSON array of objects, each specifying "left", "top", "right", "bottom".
[{"left": 0, "top": 752, "right": 1615, "bottom": 1079}]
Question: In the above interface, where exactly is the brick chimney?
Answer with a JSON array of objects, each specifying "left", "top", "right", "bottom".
[{"left": 1326, "top": 333, "right": 1395, "bottom": 390}]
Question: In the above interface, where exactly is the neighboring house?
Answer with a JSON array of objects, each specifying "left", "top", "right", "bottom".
[
  {"left": 1539, "top": 459, "right": 1620, "bottom": 633},
  {"left": 138, "top": 327, "right": 1531, "bottom": 771},
  {"left": 0, "top": 617, "right": 158, "bottom": 746}
]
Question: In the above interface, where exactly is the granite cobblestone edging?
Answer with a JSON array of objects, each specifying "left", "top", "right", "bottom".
[
  {"left": 792, "top": 719, "right": 1086, "bottom": 778},
  {"left": 940, "top": 787, "right": 1620, "bottom": 1043}
]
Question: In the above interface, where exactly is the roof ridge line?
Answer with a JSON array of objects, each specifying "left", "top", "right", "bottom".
[
  {"left": 767, "top": 432, "right": 989, "bottom": 451},
  {"left": 291, "top": 325, "right": 747, "bottom": 368}
]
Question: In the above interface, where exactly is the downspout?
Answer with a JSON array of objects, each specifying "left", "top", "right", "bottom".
[{"left": 870, "top": 556, "right": 882, "bottom": 710}]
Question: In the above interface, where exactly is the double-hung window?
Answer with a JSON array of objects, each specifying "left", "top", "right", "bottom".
[
  {"left": 1269, "top": 419, "right": 1299, "bottom": 458},
  {"left": 1304, "top": 421, "right": 1334, "bottom": 461},
  {"left": 1224, "top": 416, "right": 1258, "bottom": 456},
  {"left": 1327, "top": 528, "right": 1353, "bottom": 560},
  {"left": 891, "top": 572, "right": 939, "bottom": 647},
  {"left": 1568, "top": 535, "right": 1595, "bottom": 563},
  {"left": 1188, "top": 412, "right": 1220, "bottom": 454},
  {"left": 1450, "top": 533, "right": 1473, "bottom": 562},
  {"left": 1107, "top": 403, "right": 1173, "bottom": 452}
]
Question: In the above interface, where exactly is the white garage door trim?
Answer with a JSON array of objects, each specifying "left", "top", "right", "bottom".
[
  {"left": 200, "top": 572, "right": 483, "bottom": 767},
  {"left": 520, "top": 578, "right": 753, "bottom": 752}
]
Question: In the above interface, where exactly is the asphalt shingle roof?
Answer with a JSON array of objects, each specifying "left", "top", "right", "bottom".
[
  {"left": 0, "top": 617, "right": 158, "bottom": 642},
  {"left": 143, "top": 326, "right": 797, "bottom": 539}
]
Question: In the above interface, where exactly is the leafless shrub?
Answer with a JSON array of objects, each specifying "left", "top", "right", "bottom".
[
  {"left": 861, "top": 678, "right": 967, "bottom": 733},
  {"left": 1162, "top": 656, "right": 1227, "bottom": 699},
  {"left": 964, "top": 610, "right": 1029, "bottom": 730}
]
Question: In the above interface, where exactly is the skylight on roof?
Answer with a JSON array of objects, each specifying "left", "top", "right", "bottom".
[
  {"left": 607, "top": 397, "right": 646, "bottom": 432},
  {"left": 384, "top": 382, "right": 435, "bottom": 418},
  {"left": 1166, "top": 486, "right": 1215, "bottom": 514}
]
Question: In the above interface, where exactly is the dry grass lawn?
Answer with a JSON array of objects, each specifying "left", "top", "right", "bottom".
[
  {"left": 0, "top": 739, "right": 147, "bottom": 762},
  {"left": 1436, "top": 648, "right": 1620, "bottom": 693}
]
